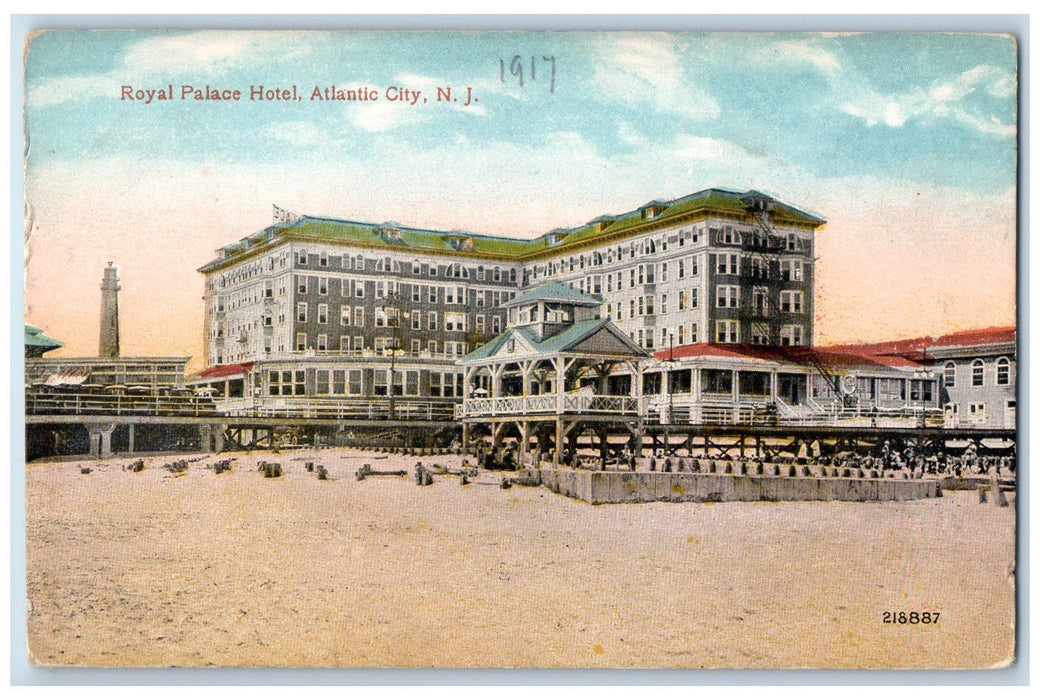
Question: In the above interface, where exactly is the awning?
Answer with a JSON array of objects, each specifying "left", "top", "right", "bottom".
[
  {"left": 43, "top": 371, "right": 89, "bottom": 386},
  {"left": 198, "top": 361, "right": 255, "bottom": 379}
]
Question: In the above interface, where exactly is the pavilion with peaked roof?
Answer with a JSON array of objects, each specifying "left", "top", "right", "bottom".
[
  {"left": 24, "top": 324, "right": 63, "bottom": 358},
  {"left": 458, "top": 281, "right": 650, "bottom": 468}
]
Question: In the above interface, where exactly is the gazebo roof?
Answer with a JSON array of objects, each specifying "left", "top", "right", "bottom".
[
  {"left": 24, "top": 324, "right": 63, "bottom": 350},
  {"left": 502, "top": 281, "right": 602, "bottom": 309},
  {"left": 461, "top": 317, "right": 648, "bottom": 364}
]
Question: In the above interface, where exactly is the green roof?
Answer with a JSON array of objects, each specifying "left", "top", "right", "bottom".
[
  {"left": 201, "top": 187, "right": 827, "bottom": 272},
  {"left": 503, "top": 281, "right": 602, "bottom": 308},
  {"left": 24, "top": 324, "right": 63, "bottom": 350},
  {"left": 461, "top": 317, "right": 649, "bottom": 363}
]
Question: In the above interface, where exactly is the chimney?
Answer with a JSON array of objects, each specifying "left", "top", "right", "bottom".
[{"left": 99, "top": 262, "right": 121, "bottom": 357}]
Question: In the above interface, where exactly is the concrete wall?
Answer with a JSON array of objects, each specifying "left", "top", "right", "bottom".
[{"left": 538, "top": 468, "right": 938, "bottom": 504}]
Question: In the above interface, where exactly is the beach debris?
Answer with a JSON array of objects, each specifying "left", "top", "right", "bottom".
[
  {"left": 415, "top": 464, "right": 434, "bottom": 486},
  {"left": 261, "top": 462, "right": 283, "bottom": 478},
  {"left": 213, "top": 459, "right": 234, "bottom": 474},
  {"left": 317, "top": 465, "right": 328, "bottom": 480},
  {"left": 80, "top": 467, "right": 92, "bottom": 474},
  {"left": 305, "top": 461, "right": 314, "bottom": 472},
  {"left": 356, "top": 463, "right": 407, "bottom": 481},
  {"left": 500, "top": 477, "right": 513, "bottom": 490},
  {"left": 126, "top": 458, "right": 145, "bottom": 473},
  {"left": 164, "top": 460, "right": 189, "bottom": 474}
]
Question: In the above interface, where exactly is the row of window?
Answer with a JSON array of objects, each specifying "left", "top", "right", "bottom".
[
  {"left": 288, "top": 332, "right": 473, "bottom": 356},
  {"left": 290, "top": 303, "right": 501, "bottom": 333},
  {"left": 942, "top": 358, "right": 1012, "bottom": 388},
  {"left": 294, "top": 250, "right": 518, "bottom": 282}
]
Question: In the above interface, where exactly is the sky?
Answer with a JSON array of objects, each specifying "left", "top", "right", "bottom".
[{"left": 22, "top": 29, "right": 1018, "bottom": 369}]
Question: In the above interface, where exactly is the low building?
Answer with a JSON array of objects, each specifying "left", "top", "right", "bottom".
[
  {"left": 820, "top": 326, "right": 1017, "bottom": 430},
  {"left": 640, "top": 343, "right": 943, "bottom": 427}
]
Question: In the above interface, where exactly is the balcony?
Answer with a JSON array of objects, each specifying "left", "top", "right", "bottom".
[{"left": 457, "top": 392, "right": 640, "bottom": 419}]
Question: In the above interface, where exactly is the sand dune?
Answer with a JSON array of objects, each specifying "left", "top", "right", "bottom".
[{"left": 25, "top": 448, "right": 1016, "bottom": 669}]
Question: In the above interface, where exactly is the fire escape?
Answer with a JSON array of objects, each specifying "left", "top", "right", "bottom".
[{"left": 740, "top": 193, "right": 852, "bottom": 408}]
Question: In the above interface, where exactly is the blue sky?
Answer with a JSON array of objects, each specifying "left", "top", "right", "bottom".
[{"left": 22, "top": 30, "right": 1018, "bottom": 362}]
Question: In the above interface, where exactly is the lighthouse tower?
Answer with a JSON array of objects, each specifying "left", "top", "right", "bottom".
[{"left": 98, "top": 262, "right": 121, "bottom": 358}]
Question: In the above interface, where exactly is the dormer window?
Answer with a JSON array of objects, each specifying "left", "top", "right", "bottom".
[
  {"left": 642, "top": 204, "right": 664, "bottom": 220},
  {"left": 446, "top": 235, "right": 473, "bottom": 251},
  {"left": 378, "top": 226, "right": 404, "bottom": 244},
  {"left": 547, "top": 231, "right": 567, "bottom": 247}
]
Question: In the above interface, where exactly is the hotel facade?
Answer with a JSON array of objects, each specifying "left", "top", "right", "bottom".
[{"left": 196, "top": 188, "right": 962, "bottom": 427}]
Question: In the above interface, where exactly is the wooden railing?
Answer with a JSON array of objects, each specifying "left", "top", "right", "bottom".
[
  {"left": 457, "top": 393, "right": 640, "bottom": 418},
  {"left": 26, "top": 390, "right": 219, "bottom": 417}
]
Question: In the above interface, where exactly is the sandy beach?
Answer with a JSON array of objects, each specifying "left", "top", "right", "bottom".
[{"left": 25, "top": 448, "right": 1016, "bottom": 669}]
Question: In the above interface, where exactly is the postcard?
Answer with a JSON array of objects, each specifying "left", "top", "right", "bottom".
[{"left": 21, "top": 28, "right": 1018, "bottom": 670}]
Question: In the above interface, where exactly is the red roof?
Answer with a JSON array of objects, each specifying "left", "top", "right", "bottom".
[
  {"left": 199, "top": 361, "right": 254, "bottom": 378},
  {"left": 929, "top": 326, "right": 1015, "bottom": 349},
  {"left": 653, "top": 344, "right": 923, "bottom": 370}
]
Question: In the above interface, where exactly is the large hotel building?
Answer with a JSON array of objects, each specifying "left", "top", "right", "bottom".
[
  {"left": 197, "top": 188, "right": 823, "bottom": 417},
  {"left": 198, "top": 187, "right": 1009, "bottom": 429}
]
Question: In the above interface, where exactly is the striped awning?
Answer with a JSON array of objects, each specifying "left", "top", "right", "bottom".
[{"left": 43, "top": 371, "right": 89, "bottom": 386}]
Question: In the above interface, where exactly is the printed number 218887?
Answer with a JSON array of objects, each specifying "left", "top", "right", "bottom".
[{"left": 882, "top": 612, "right": 940, "bottom": 624}]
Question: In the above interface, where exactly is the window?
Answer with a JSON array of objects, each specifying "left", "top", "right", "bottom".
[
  {"left": 943, "top": 362, "right": 956, "bottom": 387},
  {"left": 317, "top": 303, "right": 328, "bottom": 324},
  {"left": 316, "top": 334, "right": 328, "bottom": 351},
  {"left": 354, "top": 335, "right": 364, "bottom": 351},
  {"left": 969, "top": 403, "right": 987, "bottom": 424},
  {"left": 780, "top": 325, "right": 803, "bottom": 346},
  {"left": 296, "top": 250, "right": 308, "bottom": 266},
  {"left": 295, "top": 333, "right": 307, "bottom": 351},
  {"left": 445, "top": 312, "right": 467, "bottom": 332},
  {"left": 296, "top": 275, "right": 308, "bottom": 294},
  {"left": 780, "top": 290, "right": 804, "bottom": 313},
  {"left": 354, "top": 255, "right": 364, "bottom": 271},
  {"left": 971, "top": 359, "right": 985, "bottom": 386},
  {"left": 412, "top": 310, "right": 422, "bottom": 331},
  {"left": 996, "top": 357, "right": 1011, "bottom": 385},
  {"left": 412, "top": 339, "right": 421, "bottom": 354},
  {"left": 319, "top": 252, "right": 328, "bottom": 267},
  {"left": 716, "top": 285, "right": 740, "bottom": 308},
  {"left": 318, "top": 277, "right": 328, "bottom": 295},
  {"left": 340, "top": 336, "right": 351, "bottom": 352},
  {"left": 716, "top": 254, "right": 739, "bottom": 275},
  {"left": 782, "top": 260, "right": 804, "bottom": 281},
  {"left": 296, "top": 303, "right": 307, "bottom": 323},
  {"left": 428, "top": 311, "right": 438, "bottom": 331},
  {"left": 354, "top": 280, "right": 364, "bottom": 298},
  {"left": 340, "top": 307, "right": 351, "bottom": 326},
  {"left": 373, "top": 370, "right": 389, "bottom": 396},
  {"left": 716, "top": 320, "right": 739, "bottom": 343},
  {"left": 353, "top": 307, "right": 364, "bottom": 327}
]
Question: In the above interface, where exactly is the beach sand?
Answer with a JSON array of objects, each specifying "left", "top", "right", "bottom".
[{"left": 25, "top": 448, "right": 1016, "bottom": 669}]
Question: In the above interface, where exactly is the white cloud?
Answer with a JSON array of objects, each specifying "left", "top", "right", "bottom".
[
  {"left": 589, "top": 34, "right": 719, "bottom": 121},
  {"left": 757, "top": 39, "right": 842, "bottom": 75},
  {"left": 27, "top": 30, "right": 314, "bottom": 108},
  {"left": 840, "top": 63, "right": 1016, "bottom": 137}
]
